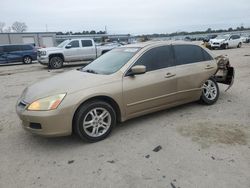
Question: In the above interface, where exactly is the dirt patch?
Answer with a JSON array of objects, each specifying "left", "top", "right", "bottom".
[{"left": 177, "top": 122, "right": 249, "bottom": 148}]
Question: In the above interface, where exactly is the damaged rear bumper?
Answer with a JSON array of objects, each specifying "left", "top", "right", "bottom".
[{"left": 214, "top": 55, "right": 235, "bottom": 91}]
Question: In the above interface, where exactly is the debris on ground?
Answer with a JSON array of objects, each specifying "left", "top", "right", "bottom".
[
  {"left": 107, "top": 160, "right": 115, "bottom": 164},
  {"left": 68, "top": 160, "right": 74, "bottom": 164},
  {"left": 145, "top": 155, "right": 150, "bottom": 158},
  {"left": 153, "top": 145, "right": 162, "bottom": 152}
]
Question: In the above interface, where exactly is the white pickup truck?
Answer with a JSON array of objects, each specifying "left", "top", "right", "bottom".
[{"left": 37, "top": 38, "right": 116, "bottom": 69}]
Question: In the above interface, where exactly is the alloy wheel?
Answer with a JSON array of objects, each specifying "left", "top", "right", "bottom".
[
  {"left": 203, "top": 79, "right": 218, "bottom": 101},
  {"left": 83, "top": 107, "right": 111, "bottom": 137}
]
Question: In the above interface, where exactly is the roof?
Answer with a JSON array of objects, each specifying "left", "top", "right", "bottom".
[{"left": 123, "top": 40, "right": 203, "bottom": 48}]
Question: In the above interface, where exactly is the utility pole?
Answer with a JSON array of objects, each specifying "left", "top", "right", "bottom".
[
  {"left": 45, "top": 24, "right": 48, "bottom": 32},
  {"left": 105, "top": 25, "right": 107, "bottom": 34}
]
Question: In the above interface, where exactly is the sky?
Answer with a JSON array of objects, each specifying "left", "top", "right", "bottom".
[{"left": 1, "top": 0, "right": 250, "bottom": 34}]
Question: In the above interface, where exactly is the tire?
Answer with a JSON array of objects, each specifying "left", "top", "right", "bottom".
[
  {"left": 73, "top": 100, "right": 116, "bottom": 142},
  {"left": 23, "top": 56, "right": 32, "bottom": 64},
  {"left": 49, "top": 56, "right": 63, "bottom": 69},
  {"left": 223, "top": 44, "right": 229, "bottom": 49},
  {"left": 200, "top": 78, "right": 219, "bottom": 105},
  {"left": 237, "top": 42, "right": 242, "bottom": 48}
]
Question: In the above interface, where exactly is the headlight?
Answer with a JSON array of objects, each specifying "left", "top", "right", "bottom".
[
  {"left": 40, "top": 51, "right": 46, "bottom": 56},
  {"left": 27, "top": 94, "right": 66, "bottom": 111}
]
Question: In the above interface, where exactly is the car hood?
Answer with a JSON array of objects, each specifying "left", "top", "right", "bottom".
[
  {"left": 39, "top": 47, "right": 61, "bottom": 52},
  {"left": 210, "top": 39, "right": 226, "bottom": 43},
  {"left": 21, "top": 70, "right": 118, "bottom": 103}
]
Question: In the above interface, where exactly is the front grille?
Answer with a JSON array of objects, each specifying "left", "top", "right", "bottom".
[{"left": 213, "top": 43, "right": 220, "bottom": 45}]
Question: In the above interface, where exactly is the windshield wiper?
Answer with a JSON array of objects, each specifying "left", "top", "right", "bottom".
[{"left": 82, "top": 69, "right": 98, "bottom": 74}]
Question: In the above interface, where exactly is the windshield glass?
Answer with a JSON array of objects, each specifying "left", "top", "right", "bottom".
[
  {"left": 216, "top": 35, "right": 230, "bottom": 40},
  {"left": 57, "top": 40, "right": 69, "bottom": 48},
  {"left": 81, "top": 47, "right": 140, "bottom": 75}
]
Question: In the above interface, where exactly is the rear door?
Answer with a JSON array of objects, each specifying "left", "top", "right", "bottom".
[
  {"left": 0, "top": 46, "right": 7, "bottom": 64},
  {"left": 123, "top": 45, "right": 177, "bottom": 117},
  {"left": 173, "top": 44, "right": 217, "bottom": 101},
  {"left": 5, "top": 45, "right": 22, "bottom": 63},
  {"left": 80, "top": 40, "right": 96, "bottom": 60}
]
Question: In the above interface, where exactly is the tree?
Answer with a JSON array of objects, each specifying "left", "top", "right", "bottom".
[
  {"left": 206, "top": 28, "right": 212, "bottom": 33},
  {"left": 11, "top": 21, "right": 27, "bottom": 32},
  {"left": 228, "top": 27, "right": 233, "bottom": 32},
  {"left": 90, "top": 30, "right": 96, "bottom": 34},
  {"left": 0, "top": 22, "right": 5, "bottom": 33}
]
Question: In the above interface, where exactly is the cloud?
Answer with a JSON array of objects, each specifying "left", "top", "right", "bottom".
[{"left": 1, "top": 0, "right": 250, "bottom": 34}]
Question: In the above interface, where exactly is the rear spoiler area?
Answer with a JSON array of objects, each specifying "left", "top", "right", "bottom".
[{"left": 214, "top": 55, "right": 235, "bottom": 91}]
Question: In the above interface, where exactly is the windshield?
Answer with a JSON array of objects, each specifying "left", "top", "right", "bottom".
[
  {"left": 57, "top": 40, "right": 69, "bottom": 48},
  {"left": 215, "top": 35, "right": 230, "bottom": 40},
  {"left": 81, "top": 47, "right": 140, "bottom": 75}
]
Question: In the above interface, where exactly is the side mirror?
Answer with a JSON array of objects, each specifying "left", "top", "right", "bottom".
[
  {"left": 65, "top": 45, "right": 72, "bottom": 49},
  {"left": 127, "top": 65, "right": 146, "bottom": 76}
]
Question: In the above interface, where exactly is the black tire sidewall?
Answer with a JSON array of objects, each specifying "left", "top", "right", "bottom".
[
  {"left": 49, "top": 56, "right": 63, "bottom": 69},
  {"left": 200, "top": 78, "right": 219, "bottom": 105},
  {"left": 74, "top": 101, "right": 116, "bottom": 142}
]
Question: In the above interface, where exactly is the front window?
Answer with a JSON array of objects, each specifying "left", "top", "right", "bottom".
[
  {"left": 57, "top": 40, "right": 69, "bottom": 48},
  {"left": 81, "top": 48, "right": 140, "bottom": 75}
]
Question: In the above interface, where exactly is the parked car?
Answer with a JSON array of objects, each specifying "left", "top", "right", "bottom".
[
  {"left": 0, "top": 44, "right": 37, "bottom": 65},
  {"left": 240, "top": 34, "right": 250, "bottom": 43},
  {"left": 209, "top": 34, "right": 242, "bottom": 49},
  {"left": 16, "top": 41, "right": 234, "bottom": 142},
  {"left": 203, "top": 34, "right": 218, "bottom": 43},
  {"left": 37, "top": 38, "right": 116, "bottom": 69}
]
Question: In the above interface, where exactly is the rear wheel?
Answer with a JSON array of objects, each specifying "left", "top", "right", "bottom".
[
  {"left": 23, "top": 56, "right": 32, "bottom": 64},
  {"left": 237, "top": 42, "right": 242, "bottom": 48},
  {"left": 200, "top": 78, "right": 219, "bottom": 105},
  {"left": 73, "top": 101, "right": 116, "bottom": 142},
  {"left": 49, "top": 56, "right": 63, "bottom": 69}
]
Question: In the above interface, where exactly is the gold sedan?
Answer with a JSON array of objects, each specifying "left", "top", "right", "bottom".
[{"left": 16, "top": 41, "right": 234, "bottom": 142}]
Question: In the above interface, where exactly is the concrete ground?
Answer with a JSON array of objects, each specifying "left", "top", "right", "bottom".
[{"left": 0, "top": 44, "right": 250, "bottom": 188}]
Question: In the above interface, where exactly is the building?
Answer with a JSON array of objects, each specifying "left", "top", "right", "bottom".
[{"left": 0, "top": 32, "right": 56, "bottom": 47}]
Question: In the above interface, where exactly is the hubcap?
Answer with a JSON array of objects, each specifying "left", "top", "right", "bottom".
[
  {"left": 83, "top": 108, "right": 111, "bottom": 137},
  {"left": 24, "top": 57, "right": 31, "bottom": 63},
  {"left": 203, "top": 80, "right": 217, "bottom": 101},
  {"left": 51, "top": 57, "right": 62, "bottom": 68}
]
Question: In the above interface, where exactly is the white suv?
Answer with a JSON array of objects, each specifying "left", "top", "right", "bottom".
[{"left": 209, "top": 34, "right": 243, "bottom": 49}]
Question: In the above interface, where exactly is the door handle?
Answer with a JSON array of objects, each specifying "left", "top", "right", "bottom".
[
  {"left": 165, "top": 72, "right": 176, "bottom": 78},
  {"left": 205, "top": 65, "right": 214, "bottom": 69}
]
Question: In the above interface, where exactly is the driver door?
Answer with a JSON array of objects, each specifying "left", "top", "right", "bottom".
[
  {"left": 63, "top": 40, "right": 82, "bottom": 61},
  {"left": 122, "top": 45, "right": 177, "bottom": 118}
]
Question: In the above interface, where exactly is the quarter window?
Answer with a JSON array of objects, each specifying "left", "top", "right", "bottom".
[
  {"left": 173, "top": 45, "right": 206, "bottom": 65},
  {"left": 81, "top": 40, "right": 93, "bottom": 47},
  {"left": 133, "top": 46, "right": 174, "bottom": 72},
  {"left": 68, "top": 40, "right": 80, "bottom": 48}
]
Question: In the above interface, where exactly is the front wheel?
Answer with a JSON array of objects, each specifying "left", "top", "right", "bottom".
[
  {"left": 49, "top": 56, "right": 63, "bottom": 69},
  {"left": 200, "top": 78, "right": 219, "bottom": 105},
  {"left": 73, "top": 101, "right": 116, "bottom": 142},
  {"left": 23, "top": 56, "right": 32, "bottom": 64}
]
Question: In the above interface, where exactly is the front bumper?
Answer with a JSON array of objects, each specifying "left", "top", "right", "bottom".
[
  {"left": 38, "top": 56, "right": 49, "bottom": 65},
  {"left": 16, "top": 100, "right": 73, "bottom": 137}
]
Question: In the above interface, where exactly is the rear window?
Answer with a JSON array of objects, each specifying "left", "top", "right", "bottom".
[
  {"left": 21, "top": 45, "right": 33, "bottom": 51},
  {"left": 81, "top": 40, "right": 93, "bottom": 47},
  {"left": 173, "top": 44, "right": 211, "bottom": 65}
]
